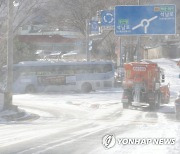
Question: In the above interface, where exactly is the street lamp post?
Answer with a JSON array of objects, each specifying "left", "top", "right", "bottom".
[
  {"left": 5, "top": 0, "right": 14, "bottom": 109},
  {"left": 86, "top": 19, "right": 90, "bottom": 61}
]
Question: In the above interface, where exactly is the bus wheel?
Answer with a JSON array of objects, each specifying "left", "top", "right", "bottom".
[
  {"left": 25, "top": 85, "right": 36, "bottom": 93},
  {"left": 81, "top": 83, "right": 92, "bottom": 93}
]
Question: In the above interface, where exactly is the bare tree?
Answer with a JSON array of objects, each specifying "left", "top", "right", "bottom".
[
  {"left": 0, "top": 0, "right": 47, "bottom": 67},
  {"left": 45, "top": 0, "right": 111, "bottom": 36}
]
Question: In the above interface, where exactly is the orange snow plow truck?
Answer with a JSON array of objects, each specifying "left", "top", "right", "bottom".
[{"left": 122, "top": 61, "right": 170, "bottom": 110}]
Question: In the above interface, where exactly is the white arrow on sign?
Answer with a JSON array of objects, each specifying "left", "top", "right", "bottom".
[
  {"left": 132, "top": 16, "right": 158, "bottom": 33},
  {"left": 103, "top": 13, "right": 114, "bottom": 24}
]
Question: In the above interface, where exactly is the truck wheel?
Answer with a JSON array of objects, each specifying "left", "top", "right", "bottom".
[
  {"left": 123, "top": 103, "right": 129, "bottom": 109},
  {"left": 25, "top": 85, "right": 36, "bottom": 93},
  {"left": 81, "top": 83, "right": 92, "bottom": 93}
]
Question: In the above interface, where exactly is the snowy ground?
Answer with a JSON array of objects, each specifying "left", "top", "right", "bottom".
[{"left": 0, "top": 58, "right": 179, "bottom": 154}]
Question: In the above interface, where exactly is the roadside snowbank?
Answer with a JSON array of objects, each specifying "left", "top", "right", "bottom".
[{"left": 152, "top": 58, "right": 180, "bottom": 97}]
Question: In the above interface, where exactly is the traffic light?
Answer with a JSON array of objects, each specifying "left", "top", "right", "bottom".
[{"left": 89, "top": 40, "right": 93, "bottom": 51}]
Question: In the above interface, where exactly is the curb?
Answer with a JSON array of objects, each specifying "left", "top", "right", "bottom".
[{"left": 1, "top": 110, "right": 39, "bottom": 121}]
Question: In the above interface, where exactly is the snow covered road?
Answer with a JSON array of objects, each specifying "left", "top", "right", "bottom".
[{"left": 0, "top": 59, "right": 179, "bottom": 154}]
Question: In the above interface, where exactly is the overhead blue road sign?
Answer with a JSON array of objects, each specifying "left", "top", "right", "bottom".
[
  {"left": 90, "top": 20, "right": 99, "bottom": 33},
  {"left": 101, "top": 10, "right": 114, "bottom": 27},
  {"left": 115, "top": 5, "right": 176, "bottom": 35}
]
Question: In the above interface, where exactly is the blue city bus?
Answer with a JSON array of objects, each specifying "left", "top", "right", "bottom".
[{"left": 0, "top": 61, "right": 115, "bottom": 93}]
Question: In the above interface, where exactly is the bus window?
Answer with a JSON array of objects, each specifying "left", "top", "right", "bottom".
[
  {"left": 93, "top": 65, "right": 104, "bottom": 73},
  {"left": 59, "top": 65, "right": 75, "bottom": 75},
  {"left": 93, "top": 64, "right": 113, "bottom": 73},
  {"left": 75, "top": 65, "right": 93, "bottom": 74},
  {"left": 35, "top": 66, "right": 55, "bottom": 76},
  {"left": 104, "top": 64, "right": 113, "bottom": 73}
]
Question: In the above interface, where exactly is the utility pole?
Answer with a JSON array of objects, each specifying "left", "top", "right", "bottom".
[{"left": 5, "top": 0, "right": 14, "bottom": 109}]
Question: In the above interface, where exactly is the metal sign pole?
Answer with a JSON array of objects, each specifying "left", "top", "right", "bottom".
[
  {"left": 120, "top": 37, "right": 123, "bottom": 67},
  {"left": 116, "top": 37, "right": 120, "bottom": 67},
  {"left": 136, "top": 37, "right": 141, "bottom": 61},
  {"left": 120, "top": 37, "right": 124, "bottom": 83}
]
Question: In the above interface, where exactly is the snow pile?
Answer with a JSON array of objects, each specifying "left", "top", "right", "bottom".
[
  {"left": 0, "top": 110, "right": 18, "bottom": 122},
  {"left": 152, "top": 58, "right": 180, "bottom": 97}
]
